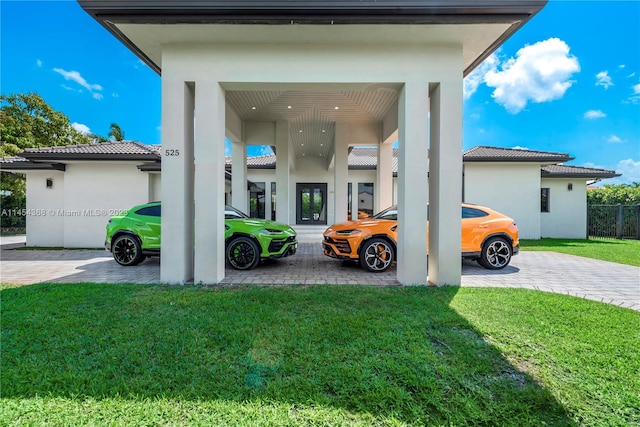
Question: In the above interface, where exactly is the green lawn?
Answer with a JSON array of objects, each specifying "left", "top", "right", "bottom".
[
  {"left": 520, "top": 238, "right": 640, "bottom": 266},
  {"left": 2, "top": 284, "right": 638, "bottom": 426}
]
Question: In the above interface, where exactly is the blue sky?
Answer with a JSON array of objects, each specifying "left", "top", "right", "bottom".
[{"left": 2, "top": 0, "right": 639, "bottom": 184}]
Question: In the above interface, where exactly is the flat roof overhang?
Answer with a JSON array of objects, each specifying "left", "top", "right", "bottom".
[
  {"left": 78, "top": 0, "right": 547, "bottom": 75},
  {"left": 0, "top": 161, "right": 67, "bottom": 172}
]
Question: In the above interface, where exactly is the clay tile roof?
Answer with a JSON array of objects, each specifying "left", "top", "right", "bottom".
[
  {"left": 348, "top": 147, "right": 377, "bottom": 168},
  {"left": 247, "top": 154, "right": 277, "bottom": 168},
  {"left": 224, "top": 154, "right": 277, "bottom": 168},
  {"left": 463, "top": 146, "right": 573, "bottom": 163},
  {"left": 541, "top": 164, "right": 620, "bottom": 179},
  {"left": 20, "top": 141, "right": 161, "bottom": 160}
]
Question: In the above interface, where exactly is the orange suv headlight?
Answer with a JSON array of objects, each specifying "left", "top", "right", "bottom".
[{"left": 336, "top": 229, "right": 361, "bottom": 236}]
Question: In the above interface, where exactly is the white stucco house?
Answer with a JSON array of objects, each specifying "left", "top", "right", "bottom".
[
  {"left": 1, "top": 141, "right": 619, "bottom": 251},
  {"left": 55, "top": 0, "right": 560, "bottom": 286}
]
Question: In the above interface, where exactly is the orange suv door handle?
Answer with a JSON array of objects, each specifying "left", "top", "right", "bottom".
[{"left": 478, "top": 224, "right": 489, "bottom": 228}]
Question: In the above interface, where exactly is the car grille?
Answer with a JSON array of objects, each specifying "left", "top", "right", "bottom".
[
  {"left": 325, "top": 236, "right": 351, "bottom": 254},
  {"left": 268, "top": 236, "right": 296, "bottom": 253}
]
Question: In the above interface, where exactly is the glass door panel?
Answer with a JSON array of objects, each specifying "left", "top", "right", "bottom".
[{"left": 296, "top": 183, "right": 327, "bottom": 225}]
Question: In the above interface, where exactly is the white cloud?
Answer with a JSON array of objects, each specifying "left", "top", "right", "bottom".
[
  {"left": 624, "top": 83, "right": 640, "bottom": 104},
  {"left": 512, "top": 146, "right": 530, "bottom": 150},
  {"left": 607, "top": 135, "right": 622, "bottom": 143},
  {"left": 463, "top": 53, "right": 499, "bottom": 100},
  {"left": 483, "top": 38, "right": 580, "bottom": 114},
  {"left": 618, "top": 64, "right": 626, "bottom": 70},
  {"left": 36, "top": 59, "right": 42, "bottom": 67},
  {"left": 584, "top": 159, "right": 639, "bottom": 185},
  {"left": 72, "top": 122, "right": 91, "bottom": 134},
  {"left": 615, "top": 158, "right": 640, "bottom": 184},
  {"left": 53, "top": 68, "right": 103, "bottom": 99},
  {"left": 584, "top": 110, "right": 606, "bottom": 119},
  {"left": 596, "top": 71, "right": 614, "bottom": 89},
  {"left": 258, "top": 146, "right": 274, "bottom": 156}
]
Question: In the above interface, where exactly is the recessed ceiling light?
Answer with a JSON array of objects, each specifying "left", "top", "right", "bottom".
[
  {"left": 320, "top": 143, "right": 323, "bottom": 146},
  {"left": 288, "top": 105, "right": 292, "bottom": 109},
  {"left": 251, "top": 106, "right": 256, "bottom": 110},
  {"left": 299, "top": 129, "right": 303, "bottom": 132},
  {"left": 334, "top": 106, "right": 339, "bottom": 110},
  {"left": 319, "top": 153, "right": 322, "bottom": 156},
  {"left": 322, "top": 129, "right": 326, "bottom": 133},
  {"left": 302, "top": 153, "right": 306, "bottom": 156},
  {"left": 301, "top": 143, "right": 304, "bottom": 146}
]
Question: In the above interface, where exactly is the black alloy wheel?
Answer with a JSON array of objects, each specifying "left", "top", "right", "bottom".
[
  {"left": 112, "top": 234, "right": 143, "bottom": 266},
  {"left": 226, "top": 236, "right": 261, "bottom": 270}
]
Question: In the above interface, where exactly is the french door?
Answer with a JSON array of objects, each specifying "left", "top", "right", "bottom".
[{"left": 296, "top": 183, "right": 327, "bottom": 225}]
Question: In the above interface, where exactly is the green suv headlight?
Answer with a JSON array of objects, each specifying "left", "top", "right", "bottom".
[{"left": 260, "top": 228, "right": 285, "bottom": 234}]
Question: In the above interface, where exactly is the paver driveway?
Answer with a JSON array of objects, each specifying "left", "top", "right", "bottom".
[{"left": 1, "top": 242, "right": 638, "bottom": 311}]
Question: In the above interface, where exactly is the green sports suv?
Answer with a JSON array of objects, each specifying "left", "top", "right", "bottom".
[{"left": 105, "top": 202, "right": 297, "bottom": 270}]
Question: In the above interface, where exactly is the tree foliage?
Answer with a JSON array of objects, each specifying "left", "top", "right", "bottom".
[
  {"left": 0, "top": 93, "right": 92, "bottom": 228},
  {"left": 587, "top": 183, "right": 640, "bottom": 205},
  {"left": 0, "top": 93, "right": 92, "bottom": 157},
  {"left": 0, "top": 173, "right": 26, "bottom": 228},
  {"left": 108, "top": 122, "right": 125, "bottom": 141}
]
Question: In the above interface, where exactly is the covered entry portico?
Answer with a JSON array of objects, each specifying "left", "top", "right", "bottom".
[{"left": 80, "top": 0, "right": 546, "bottom": 286}]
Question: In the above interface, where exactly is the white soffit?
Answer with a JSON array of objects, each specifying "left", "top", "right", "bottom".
[{"left": 114, "top": 22, "right": 515, "bottom": 72}]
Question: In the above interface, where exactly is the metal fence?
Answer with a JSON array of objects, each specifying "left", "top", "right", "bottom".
[{"left": 588, "top": 204, "right": 640, "bottom": 239}]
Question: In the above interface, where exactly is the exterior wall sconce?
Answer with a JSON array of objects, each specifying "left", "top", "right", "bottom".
[
  {"left": 567, "top": 183, "right": 573, "bottom": 191},
  {"left": 46, "top": 178, "right": 53, "bottom": 189}
]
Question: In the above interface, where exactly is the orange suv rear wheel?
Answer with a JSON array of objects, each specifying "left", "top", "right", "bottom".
[{"left": 478, "top": 236, "right": 512, "bottom": 270}]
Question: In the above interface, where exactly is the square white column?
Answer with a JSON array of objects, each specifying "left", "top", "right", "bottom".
[
  {"left": 334, "top": 123, "right": 349, "bottom": 224},
  {"left": 428, "top": 81, "right": 463, "bottom": 286},
  {"left": 275, "top": 120, "right": 290, "bottom": 224},
  {"left": 160, "top": 80, "right": 194, "bottom": 284},
  {"left": 397, "top": 81, "right": 429, "bottom": 285},
  {"left": 377, "top": 141, "right": 393, "bottom": 212},
  {"left": 231, "top": 140, "right": 248, "bottom": 213},
  {"left": 194, "top": 80, "right": 226, "bottom": 284}
]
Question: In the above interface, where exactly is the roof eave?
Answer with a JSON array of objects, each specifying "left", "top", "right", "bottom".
[
  {"left": 137, "top": 162, "right": 162, "bottom": 171},
  {"left": 542, "top": 172, "right": 621, "bottom": 179},
  {"left": 78, "top": 1, "right": 547, "bottom": 19},
  {"left": 0, "top": 162, "right": 67, "bottom": 171},
  {"left": 78, "top": 0, "right": 547, "bottom": 76},
  {"left": 248, "top": 164, "right": 276, "bottom": 169},
  {"left": 20, "top": 153, "right": 161, "bottom": 161},
  {"left": 464, "top": 157, "right": 573, "bottom": 164}
]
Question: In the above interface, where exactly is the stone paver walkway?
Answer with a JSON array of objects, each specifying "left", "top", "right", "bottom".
[{"left": 1, "top": 243, "right": 638, "bottom": 311}]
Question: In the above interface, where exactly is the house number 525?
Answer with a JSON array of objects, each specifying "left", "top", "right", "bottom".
[{"left": 164, "top": 149, "right": 180, "bottom": 156}]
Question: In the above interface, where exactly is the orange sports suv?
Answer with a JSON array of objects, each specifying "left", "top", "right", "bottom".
[{"left": 322, "top": 203, "right": 519, "bottom": 272}]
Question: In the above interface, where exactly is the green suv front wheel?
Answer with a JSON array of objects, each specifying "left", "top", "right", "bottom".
[{"left": 226, "top": 236, "right": 260, "bottom": 270}]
